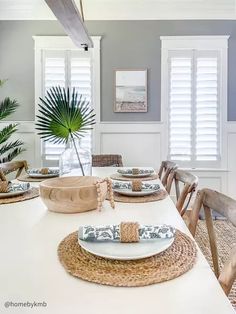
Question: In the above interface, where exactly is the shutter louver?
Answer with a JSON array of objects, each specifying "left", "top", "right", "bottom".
[
  {"left": 44, "top": 54, "right": 66, "bottom": 161},
  {"left": 168, "top": 51, "right": 219, "bottom": 164},
  {"left": 196, "top": 56, "right": 218, "bottom": 161},
  {"left": 169, "top": 57, "right": 192, "bottom": 161}
]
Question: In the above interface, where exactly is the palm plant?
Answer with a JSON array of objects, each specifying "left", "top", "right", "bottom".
[
  {"left": 0, "top": 80, "right": 25, "bottom": 163},
  {"left": 35, "top": 86, "right": 96, "bottom": 176}
]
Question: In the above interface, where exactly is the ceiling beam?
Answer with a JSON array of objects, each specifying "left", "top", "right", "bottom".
[{"left": 44, "top": 0, "right": 93, "bottom": 49}]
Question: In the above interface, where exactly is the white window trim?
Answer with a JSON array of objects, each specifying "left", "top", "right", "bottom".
[
  {"left": 33, "top": 35, "right": 101, "bottom": 167},
  {"left": 160, "top": 35, "right": 229, "bottom": 169}
]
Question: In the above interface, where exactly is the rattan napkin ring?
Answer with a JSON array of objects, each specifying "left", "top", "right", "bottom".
[
  {"left": 40, "top": 167, "right": 49, "bottom": 175},
  {"left": 0, "top": 181, "right": 9, "bottom": 193},
  {"left": 120, "top": 222, "right": 140, "bottom": 243},
  {"left": 132, "top": 168, "right": 140, "bottom": 175},
  {"left": 132, "top": 179, "right": 142, "bottom": 191}
]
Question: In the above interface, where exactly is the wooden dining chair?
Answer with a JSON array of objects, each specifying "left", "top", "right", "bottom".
[
  {"left": 0, "top": 160, "right": 28, "bottom": 179},
  {"left": 166, "top": 169, "right": 198, "bottom": 216},
  {"left": 218, "top": 246, "right": 236, "bottom": 296},
  {"left": 158, "top": 160, "right": 178, "bottom": 188},
  {"left": 92, "top": 154, "right": 123, "bottom": 167},
  {"left": 187, "top": 188, "right": 236, "bottom": 278}
]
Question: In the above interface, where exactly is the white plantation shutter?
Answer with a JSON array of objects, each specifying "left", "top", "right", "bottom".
[
  {"left": 168, "top": 50, "right": 220, "bottom": 164},
  {"left": 42, "top": 50, "right": 93, "bottom": 166}
]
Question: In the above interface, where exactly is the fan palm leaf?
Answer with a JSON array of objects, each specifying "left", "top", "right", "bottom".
[
  {"left": 36, "top": 86, "right": 96, "bottom": 176},
  {"left": 36, "top": 86, "right": 95, "bottom": 144}
]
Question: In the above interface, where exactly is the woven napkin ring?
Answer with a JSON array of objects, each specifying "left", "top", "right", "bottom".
[
  {"left": 132, "top": 179, "right": 142, "bottom": 191},
  {"left": 40, "top": 167, "right": 49, "bottom": 175},
  {"left": 132, "top": 168, "right": 140, "bottom": 175},
  {"left": 120, "top": 222, "right": 140, "bottom": 243},
  {"left": 0, "top": 181, "right": 9, "bottom": 193}
]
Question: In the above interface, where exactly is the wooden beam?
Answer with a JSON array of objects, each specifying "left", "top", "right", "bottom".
[{"left": 44, "top": 0, "right": 93, "bottom": 49}]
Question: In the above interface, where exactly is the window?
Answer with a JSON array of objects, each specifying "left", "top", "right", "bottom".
[
  {"left": 161, "top": 36, "right": 229, "bottom": 167},
  {"left": 33, "top": 36, "right": 101, "bottom": 167}
]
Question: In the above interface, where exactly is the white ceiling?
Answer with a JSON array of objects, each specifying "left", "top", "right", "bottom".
[{"left": 0, "top": 0, "right": 236, "bottom": 20}]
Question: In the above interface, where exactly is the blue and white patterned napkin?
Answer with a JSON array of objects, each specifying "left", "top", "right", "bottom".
[
  {"left": 117, "top": 169, "right": 154, "bottom": 175},
  {"left": 27, "top": 168, "right": 59, "bottom": 175},
  {"left": 112, "top": 181, "right": 160, "bottom": 191},
  {"left": 1, "top": 182, "right": 30, "bottom": 193},
  {"left": 78, "top": 224, "right": 176, "bottom": 242}
]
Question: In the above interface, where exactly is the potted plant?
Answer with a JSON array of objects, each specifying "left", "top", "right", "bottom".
[
  {"left": 0, "top": 79, "right": 25, "bottom": 163},
  {"left": 35, "top": 86, "right": 96, "bottom": 176}
]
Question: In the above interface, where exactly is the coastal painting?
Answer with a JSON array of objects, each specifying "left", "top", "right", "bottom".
[{"left": 114, "top": 70, "right": 147, "bottom": 112}]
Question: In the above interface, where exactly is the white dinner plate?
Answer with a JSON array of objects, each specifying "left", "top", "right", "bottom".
[
  {"left": 0, "top": 187, "right": 31, "bottom": 199},
  {"left": 28, "top": 173, "right": 59, "bottom": 178},
  {"left": 78, "top": 237, "right": 174, "bottom": 260},
  {"left": 120, "top": 173, "right": 154, "bottom": 178},
  {"left": 113, "top": 188, "right": 157, "bottom": 196}
]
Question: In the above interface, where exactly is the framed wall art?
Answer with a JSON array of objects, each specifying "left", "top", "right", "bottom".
[{"left": 114, "top": 69, "right": 147, "bottom": 112}]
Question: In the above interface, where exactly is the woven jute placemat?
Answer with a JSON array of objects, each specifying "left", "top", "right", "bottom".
[
  {"left": 17, "top": 175, "right": 45, "bottom": 182},
  {"left": 107, "top": 189, "right": 168, "bottom": 203},
  {"left": 110, "top": 173, "right": 159, "bottom": 182},
  {"left": 58, "top": 230, "right": 197, "bottom": 287},
  {"left": 0, "top": 187, "right": 39, "bottom": 204}
]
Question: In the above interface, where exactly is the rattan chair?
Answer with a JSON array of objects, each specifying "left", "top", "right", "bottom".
[
  {"left": 158, "top": 160, "right": 178, "bottom": 188},
  {"left": 92, "top": 155, "right": 123, "bottom": 167},
  {"left": 166, "top": 169, "right": 198, "bottom": 216},
  {"left": 187, "top": 188, "right": 236, "bottom": 278},
  {"left": 0, "top": 160, "right": 28, "bottom": 180}
]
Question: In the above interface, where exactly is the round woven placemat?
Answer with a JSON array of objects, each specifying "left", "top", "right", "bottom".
[
  {"left": 17, "top": 175, "right": 45, "bottom": 182},
  {"left": 110, "top": 173, "right": 159, "bottom": 181},
  {"left": 58, "top": 230, "right": 197, "bottom": 287},
  {"left": 107, "top": 189, "right": 168, "bottom": 203},
  {"left": 0, "top": 187, "right": 39, "bottom": 204}
]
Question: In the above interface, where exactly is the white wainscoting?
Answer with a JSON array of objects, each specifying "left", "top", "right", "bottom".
[
  {"left": 95, "top": 123, "right": 165, "bottom": 169},
  {"left": 1, "top": 120, "right": 236, "bottom": 199}
]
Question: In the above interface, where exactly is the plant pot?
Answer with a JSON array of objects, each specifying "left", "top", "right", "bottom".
[{"left": 39, "top": 176, "right": 107, "bottom": 213}]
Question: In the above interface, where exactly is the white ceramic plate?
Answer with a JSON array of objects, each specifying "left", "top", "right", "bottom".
[
  {"left": 113, "top": 188, "right": 157, "bottom": 196},
  {"left": 121, "top": 173, "right": 154, "bottom": 178},
  {"left": 28, "top": 173, "right": 59, "bottom": 178},
  {"left": 0, "top": 187, "right": 31, "bottom": 199},
  {"left": 78, "top": 237, "right": 174, "bottom": 260}
]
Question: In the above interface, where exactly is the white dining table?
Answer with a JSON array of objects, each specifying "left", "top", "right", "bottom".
[{"left": 0, "top": 167, "right": 235, "bottom": 314}]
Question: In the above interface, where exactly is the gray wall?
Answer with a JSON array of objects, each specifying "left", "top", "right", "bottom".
[{"left": 1, "top": 20, "right": 236, "bottom": 121}]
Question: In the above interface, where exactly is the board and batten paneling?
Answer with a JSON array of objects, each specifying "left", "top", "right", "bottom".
[{"left": 0, "top": 120, "right": 235, "bottom": 200}]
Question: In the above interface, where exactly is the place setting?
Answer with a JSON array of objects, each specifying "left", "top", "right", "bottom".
[
  {"left": 58, "top": 221, "right": 197, "bottom": 287},
  {"left": 108, "top": 179, "right": 167, "bottom": 203},
  {"left": 110, "top": 167, "right": 159, "bottom": 181},
  {"left": 17, "top": 167, "right": 60, "bottom": 182},
  {"left": 0, "top": 181, "right": 39, "bottom": 204}
]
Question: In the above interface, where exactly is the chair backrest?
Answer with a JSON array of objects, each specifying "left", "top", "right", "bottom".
[
  {"left": 218, "top": 246, "right": 236, "bottom": 296},
  {"left": 166, "top": 169, "right": 198, "bottom": 216},
  {"left": 188, "top": 188, "right": 236, "bottom": 277},
  {"left": 92, "top": 155, "right": 123, "bottom": 167},
  {"left": 0, "top": 160, "right": 28, "bottom": 179},
  {"left": 158, "top": 160, "right": 178, "bottom": 187}
]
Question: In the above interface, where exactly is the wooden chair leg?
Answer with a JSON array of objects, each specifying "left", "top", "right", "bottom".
[
  {"left": 188, "top": 190, "right": 204, "bottom": 237},
  {"left": 176, "top": 184, "right": 189, "bottom": 215},
  {"left": 204, "top": 204, "right": 220, "bottom": 277}
]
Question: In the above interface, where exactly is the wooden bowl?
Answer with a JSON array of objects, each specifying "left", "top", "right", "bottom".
[{"left": 39, "top": 176, "right": 107, "bottom": 214}]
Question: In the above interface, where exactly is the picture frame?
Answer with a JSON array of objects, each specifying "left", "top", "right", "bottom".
[{"left": 114, "top": 69, "right": 147, "bottom": 113}]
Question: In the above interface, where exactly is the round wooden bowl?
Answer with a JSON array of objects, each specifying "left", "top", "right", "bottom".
[{"left": 39, "top": 176, "right": 107, "bottom": 214}]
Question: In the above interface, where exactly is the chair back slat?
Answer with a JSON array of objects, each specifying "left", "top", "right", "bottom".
[
  {"left": 166, "top": 169, "right": 198, "bottom": 216},
  {"left": 219, "top": 246, "right": 236, "bottom": 296},
  {"left": 0, "top": 160, "right": 28, "bottom": 179},
  {"left": 92, "top": 155, "right": 123, "bottom": 167},
  {"left": 188, "top": 188, "right": 236, "bottom": 284},
  {"left": 158, "top": 161, "right": 178, "bottom": 188}
]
